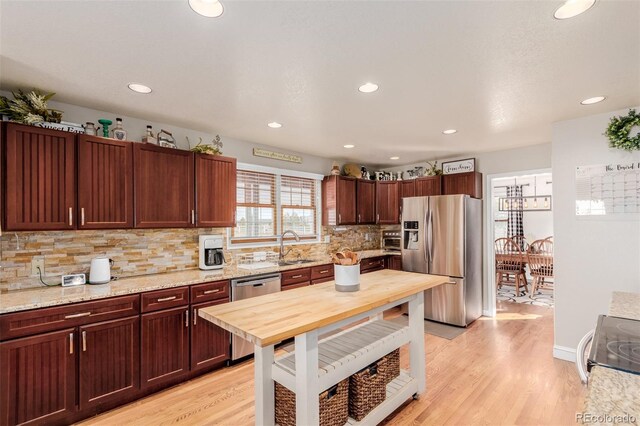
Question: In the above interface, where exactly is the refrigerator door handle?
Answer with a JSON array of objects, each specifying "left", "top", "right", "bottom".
[
  {"left": 427, "top": 209, "right": 434, "bottom": 265},
  {"left": 424, "top": 211, "right": 429, "bottom": 265}
]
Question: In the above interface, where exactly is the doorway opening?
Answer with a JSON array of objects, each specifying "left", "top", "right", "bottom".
[{"left": 487, "top": 170, "right": 554, "bottom": 312}]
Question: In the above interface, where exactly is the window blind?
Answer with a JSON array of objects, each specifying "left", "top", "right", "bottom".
[
  {"left": 233, "top": 170, "right": 277, "bottom": 241},
  {"left": 280, "top": 175, "right": 317, "bottom": 237}
]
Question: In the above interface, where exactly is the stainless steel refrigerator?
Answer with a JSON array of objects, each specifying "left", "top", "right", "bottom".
[{"left": 401, "top": 194, "right": 482, "bottom": 326}]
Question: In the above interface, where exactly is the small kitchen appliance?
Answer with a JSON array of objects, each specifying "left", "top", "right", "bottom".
[
  {"left": 89, "top": 257, "right": 113, "bottom": 284},
  {"left": 199, "top": 235, "right": 225, "bottom": 270},
  {"left": 382, "top": 230, "right": 401, "bottom": 252},
  {"left": 587, "top": 315, "right": 640, "bottom": 375}
]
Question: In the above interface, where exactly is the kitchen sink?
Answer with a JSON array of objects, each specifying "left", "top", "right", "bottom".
[{"left": 278, "top": 259, "right": 315, "bottom": 266}]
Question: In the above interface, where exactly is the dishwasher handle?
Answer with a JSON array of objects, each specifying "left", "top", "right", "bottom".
[{"left": 232, "top": 274, "right": 281, "bottom": 287}]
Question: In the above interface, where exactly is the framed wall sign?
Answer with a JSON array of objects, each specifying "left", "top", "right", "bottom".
[
  {"left": 253, "top": 148, "right": 303, "bottom": 164},
  {"left": 442, "top": 158, "right": 475, "bottom": 175}
]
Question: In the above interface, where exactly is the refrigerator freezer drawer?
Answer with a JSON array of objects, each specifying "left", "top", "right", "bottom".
[{"left": 424, "top": 278, "right": 466, "bottom": 327}]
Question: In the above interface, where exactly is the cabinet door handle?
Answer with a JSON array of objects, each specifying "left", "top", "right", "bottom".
[
  {"left": 193, "top": 308, "right": 198, "bottom": 326},
  {"left": 338, "top": 213, "right": 342, "bottom": 224},
  {"left": 68, "top": 207, "right": 73, "bottom": 226},
  {"left": 191, "top": 209, "right": 195, "bottom": 225},
  {"left": 291, "top": 274, "right": 303, "bottom": 279},
  {"left": 81, "top": 208, "right": 85, "bottom": 226},
  {"left": 65, "top": 312, "right": 91, "bottom": 319},
  {"left": 185, "top": 310, "right": 189, "bottom": 328},
  {"left": 203, "top": 289, "right": 220, "bottom": 295},
  {"left": 234, "top": 211, "right": 237, "bottom": 227},
  {"left": 376, "top": 213, "right": 380, "bottom": 224},
  {"left": 82, "top": 330, "right": 87, "bottom": 352},
  {"left": 69, "top": 333, "right": 74, "bottom": 354},
  {"left": 157, "top": 296, "right": 176, "bottom": 302},
  {"left": 358, "top": 214, "right": 361, "bottom": 223}
]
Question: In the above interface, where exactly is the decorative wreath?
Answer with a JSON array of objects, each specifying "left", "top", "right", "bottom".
[{"left": 605, "top": 109, "right": 640, "bottom": 151}]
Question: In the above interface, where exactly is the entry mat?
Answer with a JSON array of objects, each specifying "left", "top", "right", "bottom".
[{"left": 388, "top": 315, "right": 467, "bottom": 340}]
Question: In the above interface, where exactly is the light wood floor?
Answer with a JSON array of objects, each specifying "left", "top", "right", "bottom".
[{"left": 78, "top": 301, "right": 585, "bottom": 425}]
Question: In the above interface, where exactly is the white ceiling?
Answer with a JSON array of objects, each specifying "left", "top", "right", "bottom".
[{"left": 1, "top": 0, "right": 639, "bottom": 167}]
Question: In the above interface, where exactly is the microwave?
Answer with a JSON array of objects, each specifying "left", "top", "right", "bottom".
[{"left": 382, "top": 230, "right": 401, "bottom": 252}]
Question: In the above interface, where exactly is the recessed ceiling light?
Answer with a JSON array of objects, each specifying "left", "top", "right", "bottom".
[
  {"left": 389, "top": 156, "right": 400, "bottom": 160},
  {"left": 267, "top": 122, "right": 282, "bottom": 128},
  {"left": 580, "top": 96, "right": 606, "bottom": 105},
  {"left": 343, "top": 144, "right": 355, "bottom": 149},
  {"left": 128, "top": 83, "right": 152, "bottom": 94},
  {"left": 553, "top": 0, "right": 596, "bottom": 19},
  {"left": 358, "top": 83, "right": 379, "bottom": 93},
  {"left": 189, "top": 0, "right": 224, "bottom": 17},
  {"left": 442, "top": 129, "right": 457, "bottom": 135}
]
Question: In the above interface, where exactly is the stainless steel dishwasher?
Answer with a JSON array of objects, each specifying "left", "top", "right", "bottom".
[{"left": 231, "top": 273, "right": 281, "bottom": 360}]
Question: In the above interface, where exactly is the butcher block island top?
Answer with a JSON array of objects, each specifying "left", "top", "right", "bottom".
[{"left": 198, "top": 269, "right": 448, "bottom": 347}]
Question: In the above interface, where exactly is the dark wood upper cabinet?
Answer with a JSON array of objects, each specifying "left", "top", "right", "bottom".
[
  {"left": 191, "top": 299, "right": 230, "bottom": 372},
  {"left": 415, "top": 176, "right": 442, "bottom": 196},
  {"left": 195, "top": 154, "right": 236, "bottom": 227},
  {"left": 0, "top": 328, "right": 77, "bottom": 425},
  {"left": 79, "top": 316, "right": 140, "bottom": 410},
  {"left": 442, "top": 171, "right": 483, "bottom": 199},
  {"left": 376, "top": 181, "right": 399, "bottom": 224},
  {"left": 141, "top": 307, "right": 190, "bottom": 389},
  {"left": 134, "top": 144, "right": 194, "bottom": 228},
  {"left": 399, "top": 180, "right": 416, "bottom": 199},
  {"left": 3, "top": 123, "right": 76, "bottom": 231},
  {"left": 356, "top": 179, "right": 376, "bottom": 224},
  {"left": 77, "top": 135, "right": 134, "bottom": 229},
  {"left": 322, "top": 176, "right": 357, "bottom": 225}
]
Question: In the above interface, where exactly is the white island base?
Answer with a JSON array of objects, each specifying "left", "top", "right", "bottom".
[{"left": 256, "top": 292, "right": 425, "bottom": 425}]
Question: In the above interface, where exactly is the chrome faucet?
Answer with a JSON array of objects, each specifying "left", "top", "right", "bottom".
[{"left": 279, "top": 230, "right": 300, "bottom": 261}]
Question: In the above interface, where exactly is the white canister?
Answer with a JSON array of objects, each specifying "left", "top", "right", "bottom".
[{"left": 334, "top": 264, "right": 360, "bottom": 292}]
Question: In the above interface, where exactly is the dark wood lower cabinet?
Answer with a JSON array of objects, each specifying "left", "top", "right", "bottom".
[
  {"left": 387, "top": 255, "right": 402, "bottom": 271},
  {"left": 79, "top": 317, "right": 140, "bottom": 410},
  {"left": 141, "top": 307, "right": 190, "bottom": 389},
  {"left": 0, "top": 329, "right": 76, "bottom": 426},
  {"left": 191, "top": 300, "right": 230, "bottom": 372},
  {"left": 282, "top": 281, "right": 311, "bottom": 291}
]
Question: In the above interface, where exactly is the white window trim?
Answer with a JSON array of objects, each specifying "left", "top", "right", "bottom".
[{"left": 228, "top": 163, "right": 323, "bottom": 249}]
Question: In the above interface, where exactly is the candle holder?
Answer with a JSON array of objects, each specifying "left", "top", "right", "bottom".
[{"left": 97, "top": 119, "right": 112, "bottom": 138}]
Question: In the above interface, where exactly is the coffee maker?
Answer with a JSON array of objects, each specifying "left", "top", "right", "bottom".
[{"left": 199, "top": 235, "right": 225, "bottom": 270}]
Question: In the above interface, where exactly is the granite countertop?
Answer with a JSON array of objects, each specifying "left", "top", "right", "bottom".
[
  {"left": 583, "top": 291, "right": 640, "bottom": 423},
  {"left": 0, "top": 250, "right": 400, "bottom": 314},
  {"left": 609, "top": 291, "right": 640, "bottom": 321}
]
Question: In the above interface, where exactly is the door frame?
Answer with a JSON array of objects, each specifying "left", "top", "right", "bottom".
[{"left": 484, "top": 168, "right": 552, "bottom": 317}]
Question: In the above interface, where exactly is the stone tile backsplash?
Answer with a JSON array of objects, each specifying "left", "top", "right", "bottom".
[{"left": 0, "top": 225, "right": 384, "bottom": 285}]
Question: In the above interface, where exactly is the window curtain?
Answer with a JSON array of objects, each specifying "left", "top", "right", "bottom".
[{"left": 506, "top": 185, "right": 524, "bottom": 242}]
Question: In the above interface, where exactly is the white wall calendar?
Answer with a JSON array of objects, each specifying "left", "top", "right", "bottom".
[{"left": 575, "top": 162, "right": 640, "bottom": 216}]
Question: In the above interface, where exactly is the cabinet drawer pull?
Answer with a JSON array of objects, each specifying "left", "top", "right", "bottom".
[
  {"left": 81, "top": 208, "right": 85, "bottom": 226},
  {"left": 185, "top": 310, "right": 189, "bottom": 328},
  {"left": 157, "top": 296, "right": 177, "bottom": 302},
  {"left": 82, "top": 330, "right": 87, "bottom": 352},
  {"left": 291, "top": 274, "right": 303, "bottom": 279},
  {"left": 193, "top": 308, "right": 198, "bottom": 326},
  {"left": 69, "top": 333, "right": 74, "bottom": 354},
  {"left": 203, "top": 289, "right": 220, "bottom": 295},
  {"left": 69, "top": 207, "right": 73, "bottom": 226},
  {"left": 319, "top": 270, "right": 329, "bottom": 274},
  {"left": 65, "top": 312, "right": 91, "bottom": 319}
]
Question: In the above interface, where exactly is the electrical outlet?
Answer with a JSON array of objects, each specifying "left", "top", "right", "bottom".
[
  {"left": 31, "top": 257, "right": 45, "bottom": 276},
  {"left": 324, "top": 235, "right": 330, "bottom": 243}
]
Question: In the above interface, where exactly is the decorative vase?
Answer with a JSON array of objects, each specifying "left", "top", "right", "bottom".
[{"left": 97, "top": 119, "right": 112, "bottom": 138}]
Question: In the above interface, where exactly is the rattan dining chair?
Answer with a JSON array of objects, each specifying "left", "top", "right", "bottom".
[
  {"left": 527, "top": 239, "right": 554, "bottom": 295},
  {"left": 494, "top": 237, "right": 528, "bottom": 296}
]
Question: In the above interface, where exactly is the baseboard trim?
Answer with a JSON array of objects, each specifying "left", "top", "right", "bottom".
[{"left": 553, "top": 345, "right": 576, "bottom": 363}]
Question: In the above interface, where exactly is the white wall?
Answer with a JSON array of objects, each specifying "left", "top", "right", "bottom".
[
  {"left": 552, "top": 107, "right": 640, "bottom": 358},
  {"left": 0, "top": 91, "right": 341, "bottom": 175}
]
